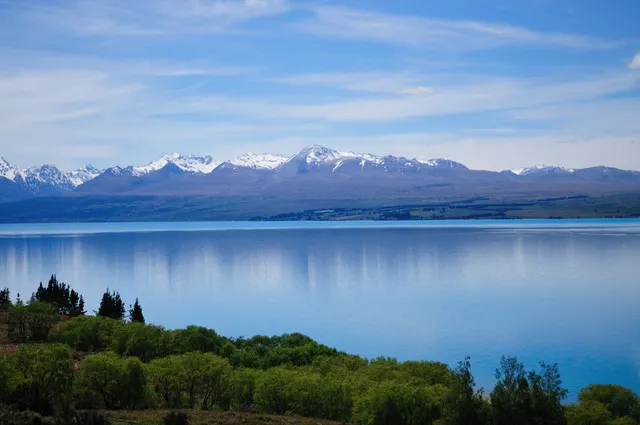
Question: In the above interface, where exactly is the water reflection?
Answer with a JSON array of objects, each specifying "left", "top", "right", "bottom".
[{"left": 0, "top": 223, "right": 638, "bottom": 398}]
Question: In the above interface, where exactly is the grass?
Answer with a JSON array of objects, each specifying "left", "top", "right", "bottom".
[{"left": 104, "top": 410, "right": 344, "bottom": 425}]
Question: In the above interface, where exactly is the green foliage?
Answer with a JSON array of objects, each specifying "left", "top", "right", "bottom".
[
  {"left": 97, "top": 289, "right": 125, "bottom": 321},
  {"left": 231, "top": 333, "right": 341, "bottom": 369},
  {"left": 440, "top": 357, "right": 492, "bottom": 425},
  {"left": 111, "top": 322, "right": 167, "bottom": 362},
  {"left": 0, "top": 406, "right": 54, "bottom": 425},
  {"left": 579, "top": 385, "right": 639, "bottom": 419},
  {"left": 129, "top": 298, "right": 144, "bottom": 324},
  {"left": 491, "top": 356, "right": 567, "bottom": 425},
  {"left": 75, "top": 352, "right": 148, "bottom": 410},
  {"left": 566, "top": 401, "right": 613, "bottom": 425},
  {"left": 228, "top": 367, "right": 263, "bottom": 411},
  {"left": 8, "top": 344, "right": 74, "bottom": 415},
  {"left": 608, "top": 417, "right": 638, "bottom": 425},
  {"left": 148, "top": 352, "right": 232, "bottom": 410},
  {"left": 168, "top": 326, "right": 228, "bottom": 356},
  {"left": 7, "top": 301, "right": 58, "bottom": 343},
  {"left": 51, "top": 315, "right": 125, "bottom": 352},
  {"left": 0, "top": 287, "right": 12, "bottom": 311},
  {"left": 2, "top": 277, "right": 640, "bottom": 425},
  {"left": 351, "top": 380, "right": 449, "bottom": 425},
  {"left": 31, "top": 275, "right": 85, "bottom": 317}
]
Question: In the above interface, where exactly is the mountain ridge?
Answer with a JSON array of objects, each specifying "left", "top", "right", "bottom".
[{"left": 2, "top": 145, "right": 640, "bottom": 204}]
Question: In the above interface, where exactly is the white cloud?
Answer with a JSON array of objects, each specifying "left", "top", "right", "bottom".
[
  {"left": 22, "top": 0, "right": 290, "bottom": 36},
  {"left": 398, "top": 86, "right": 435, "bottom": 96},
  {"left": 177, "top": 71, "right": 639, "bottom": 122},
  {"left": 294, "top": 6, "right": 624, "bottom": 50},
  {"left": 629, "top": 53, "right": 640, "bottom": 69},
  {"left": 271, "top": 72, "right": 426, "bottom": 94}
]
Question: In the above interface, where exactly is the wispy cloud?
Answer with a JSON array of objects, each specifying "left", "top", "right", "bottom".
[
  {"left": 630, "top": 53, "right": 640, "bottom": 69},
  {"left": 20, "top": 0, "right": 290, "bottom": 36},
  {"left": 293, "top": 6, "right": 625, "bottom": 50},
  {"left": 270, "top": 72, "right": 426, "bottom": 94},
  {"left": 181, "top": 71, "right": 640, "bottom": 122},
  {"left": 0, "top": 70, "right": 143, "bottom": 128},
  {"left": 397, "top": 86, "right": 435, "bottom": 96}
]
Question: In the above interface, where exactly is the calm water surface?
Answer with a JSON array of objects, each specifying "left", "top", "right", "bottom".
[{"left": 0, "top": 220, "right": 639, "bottom": 398}]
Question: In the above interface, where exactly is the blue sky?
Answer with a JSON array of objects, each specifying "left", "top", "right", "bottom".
[{"left": 0, "top": 0, "right": 639, "bottom": 170}]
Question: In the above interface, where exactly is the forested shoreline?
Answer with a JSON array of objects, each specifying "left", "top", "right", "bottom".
[{"left": 0, "top": 277, "right": 638, "bottom": 425}]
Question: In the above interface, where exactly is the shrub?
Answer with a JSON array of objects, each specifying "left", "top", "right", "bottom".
[{"left": 163, "top": 411, "right": 190, "bottom": 425}]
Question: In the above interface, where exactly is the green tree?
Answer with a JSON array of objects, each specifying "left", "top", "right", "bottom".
[
  {"left": 97, "top": 288, "right": 125, "bottom": 320},
  {"left": 0, "top": 288, "right": 11, "bottom": 311},
  {"left": 31, "top": 275, "right": 84, "bottom": 316},
  {"left": 579, "top": 385, "right": 639, "bottom": 419},
  {"left": 491, "top": 356, "right": 533, "bottom": 425},
  {"left": 24, "top": 301, "right": 58, "bottom": 341},
  {"left": 228, "top": 367, "right": 263, "bottom": 411},
  {"left": 148, "top": 356, "right": 186, "bottom": 408},
  {"left": 129, "top": 298, "right": 145, "bottom": 324},
  {"left": 11, "top": 344, "right": 74, "bottom": 415},
  {"left": 566, "top": 401, "right": 613, "bottom": 425},
  {"left": 198, "top": 353, "right": 232, "bottom": 410},
  {"left": 254, "top": 367, "right": 296, "bottom": 415},
  {"left": 111, "top": 322, "right": 167, "bottom": 362},
  {"left": 441, "top": 357, "right": 491, "bottom": 425},
  {"left": 75, "top": 351, "right": 148, "bottom": 410},
  {"left": 50, "top": 315, "right": 125, "bottom": 352}
]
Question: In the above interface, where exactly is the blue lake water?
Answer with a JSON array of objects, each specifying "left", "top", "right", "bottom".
[{"left": 0, "top": 220, "right": 639, "bottom": 399}]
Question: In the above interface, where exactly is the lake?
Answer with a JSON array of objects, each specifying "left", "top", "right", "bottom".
[{"left": 0, "top": 220, "right": 639, "bottom": 399}]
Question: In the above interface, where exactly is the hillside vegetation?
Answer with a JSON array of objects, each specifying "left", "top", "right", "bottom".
[{"left": 0, "top": 277, "right": 638, "bottom": 425}]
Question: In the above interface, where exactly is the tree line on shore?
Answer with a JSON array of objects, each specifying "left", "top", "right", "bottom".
[{"left": 0, "top": 277, "right": 638, "bottom": 425}]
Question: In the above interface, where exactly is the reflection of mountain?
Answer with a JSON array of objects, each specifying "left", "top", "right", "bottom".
[{"left": 1, "top": 226, "right": 639, "bottom": 299}]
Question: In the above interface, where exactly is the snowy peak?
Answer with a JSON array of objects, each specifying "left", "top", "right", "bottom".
[
  {"left": 288, "top": 145, "right": 469, "bottom": 172},
  {"left": 511, "top": 164, "right": 575, "bottom": 176},
  {"left": 230, "top": 153, "right": 289, "bottom": 170},
  {"left": 294, "top": 145, "right": 346, "bottom": 165},
  {"left": 0, "top": 157, "right": 19, "bottom": 181},
  {"left": 419, "top": 158, "right": 469, "bottom": 170},
  {"left": 0, "top": 157, "right": 99, "bottom": 190},
  {"left": 132, "top": 154, "right": 221, "bottom": 176}
]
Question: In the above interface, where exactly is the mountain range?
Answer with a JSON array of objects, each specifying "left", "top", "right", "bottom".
[{"left": 1, "top": 145, "right": 640, "bottom": 221}]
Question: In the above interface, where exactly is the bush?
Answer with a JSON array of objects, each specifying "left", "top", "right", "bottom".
[
  {"left": 163, "top": 411, "right": 190, "bottom": 425},
  {"left": 0, "top": 407, "right": 53, "bottom": 425},
  {"left": 73, "top": 411, "right": 111, "bottom": 425}
]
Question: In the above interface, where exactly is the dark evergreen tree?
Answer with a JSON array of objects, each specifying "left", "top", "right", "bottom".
[
  {"left": 491, "top": 356, "right": 567, "bottom": 425},
  {"left": 0, "top": 288, "right": 11, "bottom": 311},
  {"left": 97, "top": 288, "right": 125, "bottom": 320},
  {"left": 31, "top": 275, "right": 85, "bottom": 316},
  {"left": 129, "top": 298, "right": 145, "bottom": 323},
  {"left": 442, "top": 357, "right": 492, "bottom": 425}
]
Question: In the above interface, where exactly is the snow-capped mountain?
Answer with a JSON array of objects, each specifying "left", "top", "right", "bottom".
[
  {"left": 419, "top": 159, "right": 468, "bottom": 169},
  {"left": 282, "top": 145, "right": 467, "bottom": 174},
  {"left": 0, "top": 157, "right": 101, "bottom": 196},
  {"left": 3, "top": 145, "right": 640, "bottom": 205},
  {"left": 510, "top": 164, "right": 575, "bottom": 176},
  {"left": 229, "top": 153, "right": 289, "bottom": 170},
  {"left": 132, "top": 153, "right": 222, "bottom": 176}
]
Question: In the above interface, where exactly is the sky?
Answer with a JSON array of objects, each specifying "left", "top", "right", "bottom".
[{"left": 0, "top": 0, "right": 639, "bottom": 171}]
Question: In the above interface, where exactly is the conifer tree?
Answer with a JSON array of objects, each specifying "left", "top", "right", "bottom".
[
  {"left": 0, "top": 288, "right": 11, "bottom": 311},
  {"left": 129, "top": 298, "right": 145, "bottom": 324},
  {"left": 31, "top": 274, "right": 85, "bottom": 316},
  {"left": 97, "top": 288, "right": 125, "bottom": 320}
]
